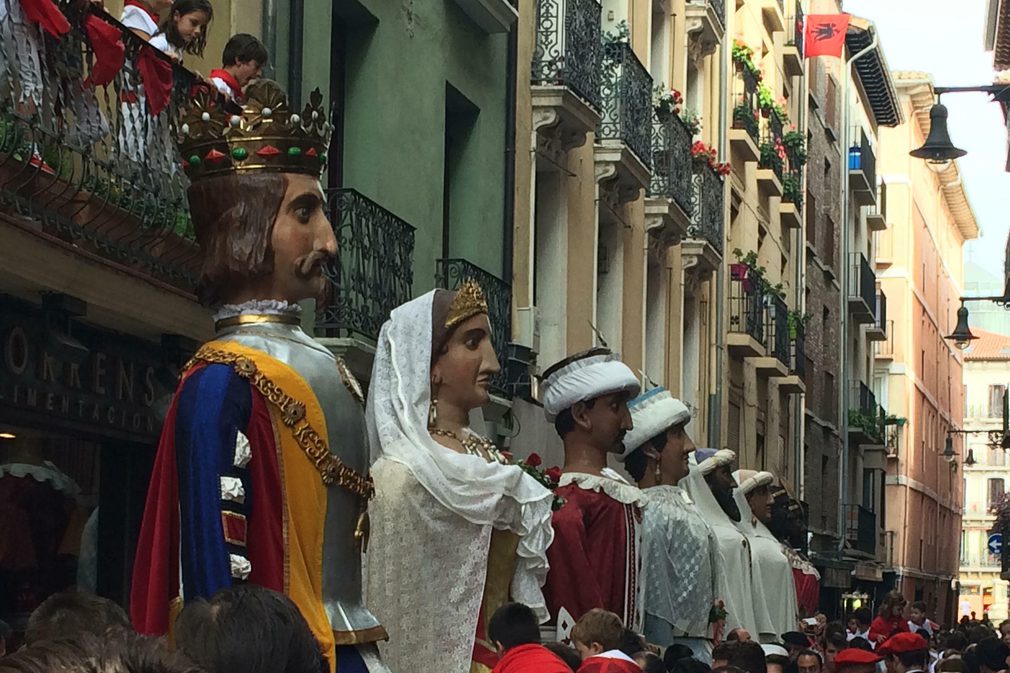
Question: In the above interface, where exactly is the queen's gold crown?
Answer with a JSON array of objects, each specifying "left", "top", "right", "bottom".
[
  {"left": 445, "top": 280, "right": 489, "bottom": 329},
  {"left": 177, "top": 79, "right": 331, "bottom": 180}
]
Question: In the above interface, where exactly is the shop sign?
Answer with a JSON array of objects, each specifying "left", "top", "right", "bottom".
[{"left": 0, "top": 299, "right": 169, "bottom": 439}]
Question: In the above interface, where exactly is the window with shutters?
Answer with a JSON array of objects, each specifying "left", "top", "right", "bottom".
[
  {"left": 988, "top": 385, "right": 1006, "bottom": 419},
  {"left": 988, "top": 477, "right": 1005, "bottom": 511}
]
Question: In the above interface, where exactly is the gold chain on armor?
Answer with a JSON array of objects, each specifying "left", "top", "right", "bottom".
[{"left": 184, "top": 345, "right": 375, "bottom": 500}]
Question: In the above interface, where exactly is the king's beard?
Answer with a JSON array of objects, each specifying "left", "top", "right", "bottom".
[{"left": 709, "top": 479, "right": 741, "bottom": 522}]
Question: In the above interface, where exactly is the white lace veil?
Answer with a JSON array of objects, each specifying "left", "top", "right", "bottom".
[{"left": 365, "top": 290, "right": 555, "bottom": 615}]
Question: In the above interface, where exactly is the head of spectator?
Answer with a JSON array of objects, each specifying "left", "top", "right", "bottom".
[
  {"left": 834, "top": 647, "right": 883, "bottom": 673},
  {"left": 824, "top": 632, "right": 849, "bottom": 672},
  {"left": 798, "top": 650, "right": 824, "bottom": 673},
  {"left": 671, "top": 658, "right": 714, "bottom": 673},
  {"left": 762, "top": 644, "right": 790, "bottom": 673},
  {"left": 783, "top": 632, "right": 811, "bottom": 661},
  {"left": 970, "top": 627, "right": 996, "bottom": 647},
  {"left": 848, "top": 616, "right": 860, "bottom": 635},
  {"left": 729, "top": 628, "right": 753, "bottom": 643},
  {"left": 666, "top": 644, "right": 696, "bottom": 664},
  {"left": 25, "top": 591, "right": 130, "bottom": 646},
  {"left": 634, "top": 651, "right": 667, "bottom": 673},
  {"left": 220, "top": 34, "right": 268, "bottom": 89},
  {"left": 880, "top": 592, "right": 909, "bottom": 621},
  {"left": 909, "top": 602, "right": 928, "bottom": 629},
  {"left": 717, "top": 640, "right": 768, "bottom": 673},
  {"left": 879, "top": 633, "right": 930, "bottom": 673},
  {"left": 618, "top": 628, "right": 647, "bottom": 657},
  {"left": 854, "top": 608, "right": 873, "bottom": 632},
  {"left": 569, "top": 609, "right": 625, "bottom": 660},
  {"left": 174, "top": 585, "right": 326, "bottom": 673},
  {"left": 849, "top": 638, "right": 874, "bottom": 652},
  {"left": 543, "top": 642, "right": 581, "bottom": 672},
  {"left": 160, "top": 0, "right": 213, "bottom": 57},
  {"left": 938, "top": 658, "right": 968, "bottom": 673},
  {"left": 0, "top": 631, "right": 202, "bottom": 673},
  {"left": 975, "top": 638, "right": 1009, "bottom": 673},
  {"left": 1000, "top": 621, "right": 1010, "bottom": 648},
  {"left": 947, "top": 631, "right": 969, "bottom": 655},
  {"left": 487, "top": 602, "right": 540, "bottom": 655}
]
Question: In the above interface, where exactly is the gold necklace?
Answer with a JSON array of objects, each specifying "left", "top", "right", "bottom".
[
  {"left": 215, "top": 313, "right": 301, "bottom": 330},
  {"left": 429, "top": 427, "right": 507, "bottom": 464}
]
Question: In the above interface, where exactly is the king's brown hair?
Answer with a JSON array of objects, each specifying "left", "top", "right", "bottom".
[{"left": 187, "top": 172, "right": 288, "bottom": 307}]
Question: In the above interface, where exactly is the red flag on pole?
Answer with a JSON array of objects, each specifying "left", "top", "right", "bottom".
[{"left": 804, "top": 14, "right": 850, "bottom": 58}]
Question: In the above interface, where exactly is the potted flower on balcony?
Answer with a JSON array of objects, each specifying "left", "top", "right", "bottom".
[
  {"left": 758, "top": 138, "right": 786, "bottom": 175},
  {"left": 682, "top": 108, "right": 702, "bottom": 136},
  {"left": 732, "top": 40, "right": 761, "bottom": 79},
  {"left": 786, "top": 309, "right": 810, "bottom": 339},
  {"left": 733, "top": 103, "right": 754, "bottom": 130},
  {"left": 757, "top": 83, "right": 775, "bottom": 117},
  {"left": 782, "top": 127, "right": 807, "bottom": 167},
  {"left": 783, "top": 172, "right": 803, "bottom": 208},
  {"left": 653, "top": 85, "right": 683, "bottom": 122}
]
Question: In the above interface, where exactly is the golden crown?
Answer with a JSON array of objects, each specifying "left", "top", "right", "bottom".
[
  {"left": 445, "top": 280, "right": 489, "bottom": 329},
  {"left": 177, "top": 80, "right": 331, "bottom": 181}
]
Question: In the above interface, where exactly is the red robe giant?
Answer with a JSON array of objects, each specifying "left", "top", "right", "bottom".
[{"left": 543, "top": 470, "right": 644, "bottom": 637}]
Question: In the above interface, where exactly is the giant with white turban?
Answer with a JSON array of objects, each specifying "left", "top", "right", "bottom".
[{"left": 541, "top": 349, "right": 640, "bottom": 421}]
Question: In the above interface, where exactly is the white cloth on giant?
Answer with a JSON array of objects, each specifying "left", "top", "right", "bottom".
[
  {"left": 682, "top": 451, "right": 758, "bottom": 637},
  {"left": 640, "top": 484, "right": 718, "bottom": 640},
  {"left": 364, "top": 290, "right": 555, "bottom": 673},
  {"left": 622, "top": 387, "right": 691, "bottom": 458},
  {"left": 541, "top": 351, "right": 640, "bottom": 421},
  {"left": 732, "top": 470, "right": 799, "bottom": 642}
]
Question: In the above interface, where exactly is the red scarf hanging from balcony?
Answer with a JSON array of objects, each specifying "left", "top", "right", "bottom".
[
  {"left": 138, "top": 45, "right": 173, "bottom": 116},
  {"left": 18, "top": 0, "right": 70, "bottom": 38},
  {"left": 804, "top": 14, "right": 850, "bottom": 58},
  {"left": 84, "top": 14, "right": 125, "bottom": 87}
]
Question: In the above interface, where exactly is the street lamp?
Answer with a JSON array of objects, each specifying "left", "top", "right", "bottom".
[
  {"left": 909, "top": 103, "right": 967, "bottom": 171},
  {"left": 945, "top": 304, "right": 977, "bottom": 350}
]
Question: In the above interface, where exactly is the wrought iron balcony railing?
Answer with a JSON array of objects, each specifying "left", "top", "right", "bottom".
[
  {"left": 0, "top": 5, "right": 198, "bottom": 291},
  {"left": 759, "top": 112, "right": 786, "bottom": 181},
  {"left": 849, "top": 252, "right": 877, "bottom": 316},
  {"left": 791, "top": 321, "right": 806, "bottom": 378},
  {"left": 787, "top": 0, "right": 805, "bottom": 55},
  {"left": 732, "top": 67, "right": 761, "bottom": 146},
  {"left": 687, "top": 162, "right": 724, "bottom": 255},
  {"left": 729, "top": 276, "right": 765, "bottom": 345},
  {"left": 844, "top": 504, "right": 877, "bottom": 556},
  {"left": 851, "top": 381, "right": 877, "bottom": 417},
  {"left": 765, "top": 293, "right": 790, "bottom": 367},
  {"left": 709, "top": 0, "right": 726, "bottom": 27},
  {"left": 437, "top": 258, "right": 512, "bottom": 396},
  {"left": 875, "top": 291, "right": 887, "bottom": 332},
  {"left": 317, "top": 189, "right": 415, "bottom": 342},
  {"left": 649, "top": 112, "right": 693, "bottom": 215},
  {"left": 598, "top": 41, "right": 653, "bottom": 170},
  {"left": 849, "top": 126, "right": 877, "bottom": 194},
  {"left": 531, "top": 0, "right": 603, "bottom": 111}
]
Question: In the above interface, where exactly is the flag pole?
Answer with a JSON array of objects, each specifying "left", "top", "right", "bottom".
[{"left": 837, "top": 27, "right": 879, "bottom": 555}]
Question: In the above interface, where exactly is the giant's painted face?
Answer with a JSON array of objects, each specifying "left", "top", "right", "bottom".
[{"left": 265, "top": 174, "right": 335, "bottom": 305}]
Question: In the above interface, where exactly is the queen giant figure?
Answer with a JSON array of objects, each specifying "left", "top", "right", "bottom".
[{"left": 365, "top": 284, "right": 555, "bottom": 673}]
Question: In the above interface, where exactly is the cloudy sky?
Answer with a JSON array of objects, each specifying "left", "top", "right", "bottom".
[{"left": 844, "top": 0, "right": 1010, "bottom": 287}]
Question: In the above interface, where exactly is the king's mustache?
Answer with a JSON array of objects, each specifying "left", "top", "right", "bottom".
[{"left": 295, "top": 250, "right": 335, "bottom": 279}]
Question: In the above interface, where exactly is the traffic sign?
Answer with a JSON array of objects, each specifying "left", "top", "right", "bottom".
[{"left": 989, "top": 533, "right": 1003, "bottom": 557}]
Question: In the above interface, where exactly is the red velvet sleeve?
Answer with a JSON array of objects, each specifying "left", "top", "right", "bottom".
[{"left": 543, "top": 486, "right": 605, "bottom": 627}]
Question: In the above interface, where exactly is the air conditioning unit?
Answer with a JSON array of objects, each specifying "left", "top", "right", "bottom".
[{"left": 515, "top": 306, "right": 541, "bottom": 355}]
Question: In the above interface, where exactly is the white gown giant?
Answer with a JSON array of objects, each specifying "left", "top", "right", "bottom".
[
  {"left": 732, "top": 470, "right": 799, "bottom": 642},
  {"left": 683, "top": 450, "right": 758, "bottom": 637}
]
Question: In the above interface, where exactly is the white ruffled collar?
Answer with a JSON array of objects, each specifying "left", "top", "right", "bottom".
[
  {"left": 560, "top": 468, "right": 645, "bottom": 505},
  {"left": 213, "top": 299, "right": 302, "bottom": 323}
]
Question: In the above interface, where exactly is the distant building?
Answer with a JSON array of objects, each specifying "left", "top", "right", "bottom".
[{"left": 958, "top": 328, "right": 1010, "bottom": 622}]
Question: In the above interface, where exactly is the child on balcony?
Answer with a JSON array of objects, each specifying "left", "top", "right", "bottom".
[
  {"left": 148, "top": 0, "right": 213, "bottom": 64},
  {"left": 120, "top": 0, "right": 170, "bottom": 41},
  {"left": 209, "top": 33, "right": 267, "bottom": 104}
]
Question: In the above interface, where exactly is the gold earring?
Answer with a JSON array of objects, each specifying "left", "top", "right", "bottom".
[{"left": 428, "top": 398, "right": 438, "bottom": 428}]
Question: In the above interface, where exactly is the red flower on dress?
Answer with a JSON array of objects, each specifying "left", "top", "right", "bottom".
[
  {"left": 546, "top": 466, "right": 563, "bottom": 483},
  {"left": 526, "top": 452, "right": 542, "bottom": 467}
]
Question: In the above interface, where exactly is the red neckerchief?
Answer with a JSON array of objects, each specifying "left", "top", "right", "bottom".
[
  {"left": 124, "top": 0, "right": 160, "bottom": 26},
  {"left": 209, "top": 69, "right": 243, "bottom": 100}
]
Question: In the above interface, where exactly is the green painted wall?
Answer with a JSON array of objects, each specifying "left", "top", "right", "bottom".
[{"left": 290, "top": 0, "right": 510, "bottom": 294}]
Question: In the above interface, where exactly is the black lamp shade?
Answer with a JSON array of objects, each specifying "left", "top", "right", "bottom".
[
  {"left": 910, "top": 104, "right": 967, "bottom": 163},
  {"left": 945, "top": 305, "right": 976, "bottom": 349}
]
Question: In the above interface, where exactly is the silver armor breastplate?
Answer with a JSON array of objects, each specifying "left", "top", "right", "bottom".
[{"left": 217, "top": 322, "right": 382, "bottom": 636}]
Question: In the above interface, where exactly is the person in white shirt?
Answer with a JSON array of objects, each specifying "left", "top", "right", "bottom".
[
  {"left": 907, "top": 602, "right": 935, "bottom": 640},
  {"left": 120, "top": 0, "right": 169, "bottom": 41}
]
